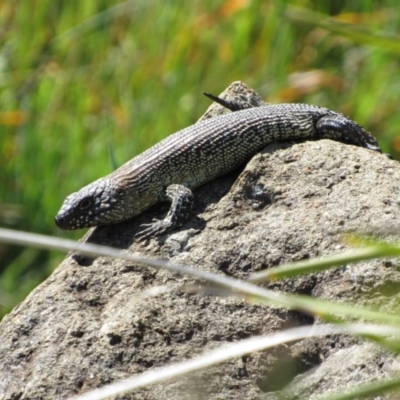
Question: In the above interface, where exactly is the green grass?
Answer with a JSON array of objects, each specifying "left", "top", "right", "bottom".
[{"left": 1, "top": 0, "right": 400, "bottom": 317}]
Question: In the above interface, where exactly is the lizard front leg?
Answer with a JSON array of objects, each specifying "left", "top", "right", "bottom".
[{"left": 135, "top": 184, "right": 194, "bottom": 240}]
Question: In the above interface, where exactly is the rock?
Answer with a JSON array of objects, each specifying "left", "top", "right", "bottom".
[{"left": 1, "top": 83, "right": 400, "bottom": 400}]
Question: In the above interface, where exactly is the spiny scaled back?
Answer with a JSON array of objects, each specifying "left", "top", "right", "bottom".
[{"left": 55, "top": 103, "right": 381, "bottom": 232}]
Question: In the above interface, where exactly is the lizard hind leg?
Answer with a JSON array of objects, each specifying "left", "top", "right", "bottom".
[
  {"left": 203, "top": 92, "right": 251, "bottom": 111},
  {"left": 135, "top": 184, "right": 194, "bottom": 240}
]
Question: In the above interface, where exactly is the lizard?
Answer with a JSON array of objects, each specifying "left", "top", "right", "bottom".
[{"left": 55, "top": 93, "right": 383, "bottom": 240}]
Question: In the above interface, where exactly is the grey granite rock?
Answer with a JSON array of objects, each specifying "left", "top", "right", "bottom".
[{"left": 1, "top": 82, "right": 400, "bottom": 400}]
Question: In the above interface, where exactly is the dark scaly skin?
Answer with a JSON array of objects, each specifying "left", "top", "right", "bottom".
[{"left": 55, "top": 98, "right": 382, "bottom": 239}]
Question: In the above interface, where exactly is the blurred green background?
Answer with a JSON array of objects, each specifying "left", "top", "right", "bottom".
[{"left": 1, "top": 0, "right": 400, "bottom": 319}]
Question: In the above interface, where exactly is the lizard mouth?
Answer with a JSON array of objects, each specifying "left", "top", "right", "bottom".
[{"left": 55, "top": 214, "right": 79, "bottom": 230}]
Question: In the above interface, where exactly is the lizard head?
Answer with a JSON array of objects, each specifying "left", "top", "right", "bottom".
[{"left": 55, "top": 178, "right": 125, "bottom": 230}]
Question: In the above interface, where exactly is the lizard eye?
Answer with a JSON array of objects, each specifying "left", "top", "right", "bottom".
[{"left": 79, "top": 199, "right": 91, "bottom": 210}]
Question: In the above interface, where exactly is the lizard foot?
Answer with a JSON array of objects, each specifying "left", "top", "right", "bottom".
[
  {"left": 134, "top": 184, "right": 194, "bottom": 241},
  {"left": 135, "top": 219, "right": 175, "bottom": 241}
]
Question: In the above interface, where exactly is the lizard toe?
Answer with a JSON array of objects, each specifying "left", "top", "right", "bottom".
[{"left": 135, "top": 220, "right": 174, "bottom": 240}]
